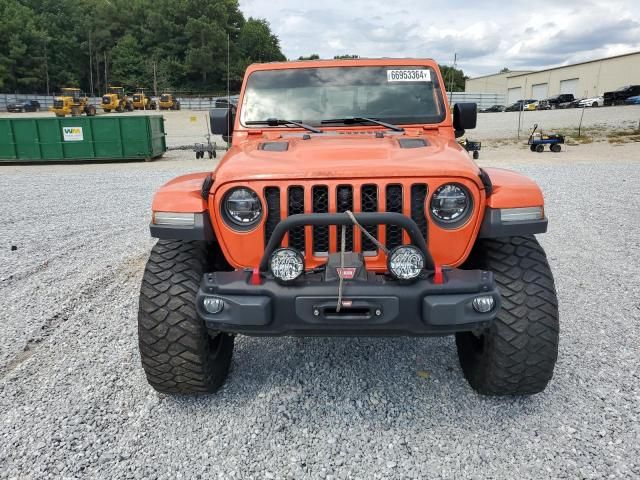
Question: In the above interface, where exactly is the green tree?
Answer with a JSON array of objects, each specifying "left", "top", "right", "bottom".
[
  {"left": 298, "top": 54, "right": 320, "bottom": 60},
  {"left": 238, "top": 18, "right": 286, "bottom": 63},
  {"left": 0, "top": 0, "right": 46, "bottom": 91},
  {"left": 439, "top": 64, "right": 467, "bottom": 92},
  {"left": 0, "top": 0, "right": 285, "bottom": 94},
  {"left": 110, "top": 34, "right": 148, "bottom": 89}
]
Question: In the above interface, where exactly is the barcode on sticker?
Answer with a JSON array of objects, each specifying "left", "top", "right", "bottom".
[{"left": 387, "top": 69, "right": 431, "bottom": 82}]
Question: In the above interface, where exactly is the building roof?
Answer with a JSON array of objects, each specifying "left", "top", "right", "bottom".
[
  {"left": 467, "top": 70, "right": 532, "bottom": 80},
  {"left": 505, "top": 51, "right": 640, "bottom": 78}
]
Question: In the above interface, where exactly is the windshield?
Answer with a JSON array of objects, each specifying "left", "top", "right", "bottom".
[
  {"left": 161, "top": 94, "right": 170, "bottom": 102},
  {"left": 240, "top": 66, "right": 445, "bottom": 127}
]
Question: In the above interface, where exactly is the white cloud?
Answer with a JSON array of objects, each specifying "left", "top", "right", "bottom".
[{"left": 239, "top": 0, "right": 640, "bottom": 76}]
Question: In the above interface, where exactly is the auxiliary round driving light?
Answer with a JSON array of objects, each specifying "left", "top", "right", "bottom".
[
  {"left": 203, "top": 296, "right": 224, "bottom": 314},
  {"left": 472, "top": 295, "right": 495, "bottom": 313},
  {"left": 387, "top": 245, "right": 425, "bottom": 281},
  {"left": 269, "top": 248, "right": 305, "bottom": 282}
]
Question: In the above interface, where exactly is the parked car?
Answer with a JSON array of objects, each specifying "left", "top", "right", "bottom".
[
  {"left": 543, "top": 94, "right": 575, "bottom": 109},
  {"left": 557, "top": 99, "right": 577, "bottom": 109},
  {"left": 624, "top": 95, "right": 640, "bottom": 105},
  {"left": 604, "top": 85, "right": 640, "bottom": 106},
  {"left": 523, "top": 100, "right": 539, "bottom": 111},
  {"left": 504, "top": 99, "right": 535, "bottom": 112},
  {"left": 479, "top": 104, "right": 505, "bottom": 113},
  {"left": 6, "top": 100, "right": 40, "bottom": 113},
  {"left": 567, "top": 98, "right": 585, "bottom": 108},
  {"left": 577, "top": 96, "right": 604, "bottom": 107}
]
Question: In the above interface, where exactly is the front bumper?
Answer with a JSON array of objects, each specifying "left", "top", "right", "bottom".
[{"left": 196, "top": 268, "right": 500, "bottom": 336}]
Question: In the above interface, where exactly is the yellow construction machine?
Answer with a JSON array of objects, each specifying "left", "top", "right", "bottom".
[
  {"left": 131, "top": 88, "right": 157, "bottom": 110},
  {"left": 158, "top": 93, "right": 181, "bottom": 110},
  {"left": 50, "top": 88, "right": 97, "bottom": 117},
  {"left": 101, "top": 86, "right": 133, "bottom": 113}
]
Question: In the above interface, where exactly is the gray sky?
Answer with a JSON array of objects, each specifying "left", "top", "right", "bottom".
[{"left": 239, "top": 0, "right": 640, "bottom": 77}]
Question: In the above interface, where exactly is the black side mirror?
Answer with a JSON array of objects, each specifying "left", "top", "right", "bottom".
[
  {"left": 210, "top": 106, "right": 236, "bottom": 141},
  {"left": 453, "top": 102, "right": 477, "bottom": 138}
]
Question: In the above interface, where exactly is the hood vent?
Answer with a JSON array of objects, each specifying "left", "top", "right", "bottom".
[
  {"left": 398, "top": 138, "right": 429, "bottom": 149},
  {"left": 259, "top": 141, "right": 289, "bottom": 152}
]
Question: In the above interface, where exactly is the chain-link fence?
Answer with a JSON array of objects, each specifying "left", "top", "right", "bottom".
[
  {"left": 0, "top": 92, "right": 240, "bottom": 112},
  {"left": 2, "top": 92, "right": 504, "bottom": 112}
]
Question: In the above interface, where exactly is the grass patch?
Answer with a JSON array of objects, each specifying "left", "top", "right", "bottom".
[{"left": 607, "top": 128, "right": 640, "bottom": 144}]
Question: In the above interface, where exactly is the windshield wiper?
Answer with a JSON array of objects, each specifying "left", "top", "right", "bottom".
[
  {"left": 320, "top": 116, "right": 404, "bottom": 132},
  {"left": 245, "top": 118, "right": 322, "bottom": 134}
]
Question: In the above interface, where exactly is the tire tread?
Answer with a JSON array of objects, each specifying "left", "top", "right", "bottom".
[
  {"left": 457, "top": 235, "right": 559, "bottom": 395},
  {"left": 138, "top": 240, "right": 233, "bottom": 394}
]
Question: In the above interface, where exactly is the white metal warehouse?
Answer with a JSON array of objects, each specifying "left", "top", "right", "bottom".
[{"left": 465, "top": 51, "right": 640, "bottom": 104}]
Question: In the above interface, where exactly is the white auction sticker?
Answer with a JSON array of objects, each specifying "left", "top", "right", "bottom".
[
  {"left": 62, "top": 126, "right": 83, "bottom": 141},
  {"left": 387, "top": 69, "right": 431, "bottom": 82}
]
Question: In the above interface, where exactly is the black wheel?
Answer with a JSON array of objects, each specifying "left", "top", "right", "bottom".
[
  {"left": 550, "top": 144, "right": 561, "bottom": 153},
  {"left": 208, "top": 151, "right": 213, "bottom": 159},
  {"left": 456, "top": 236, "right": 559, "bottom": 395},
  {"left": 176, "top": 102, "right": 181, "bottom": 110},
  {"left": 213, "top": 150, "right": 217, "bottom": 158},
  {"left": 592, "top": 102, "right": 598, "bottom": 107},
  {"left": 104, "top": 109, "right": 111, "bottom": 113},
  {"left": 473, "top": 151, "right": 479, "bottom": 160},
  {"left": 529, "top": 145, "right": 536, "bottom": 152},
  {"left": 86, "top": 105, "right": 96, "bottom": 116},
  {"left": 138, "top": 240, "right": 234, "bottom": 394},
  {"left": 535, "top": 144, "right": 544, "bottom": 153}
]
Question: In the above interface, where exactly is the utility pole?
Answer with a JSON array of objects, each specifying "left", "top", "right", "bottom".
[
  {"left": 44, "top": 39, "right": 50, "bottom": 96},
  {"left": 88, "top": 32, "right": 94, "bottom": 97},
  {"left": 152, "top": 60, "right": 158, "bottom": 96},
  {"left": 104, "top": 51, "right": 108, "bottom": 88},
  {"left": 448, "top": 52, "right": 457, "bottom": 104},
  {"left": 227, "top": 33, "right": 231, "bottom": 149},
  {"left": 95, "top": 54, "right": 101, "bottom": 94}
]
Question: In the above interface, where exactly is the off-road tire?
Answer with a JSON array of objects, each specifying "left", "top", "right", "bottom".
[
  {"left": 535, "top": 144, "right": 544, "bottom": 153},
  {"left": 550, "top": 144, "right": 561, "bottom": 153},
  {"left": 456, "top": 236, "right": 559, "bottom": 395},
  {"left": 138, "top": 239, "right": 234, "bottom": 394}
]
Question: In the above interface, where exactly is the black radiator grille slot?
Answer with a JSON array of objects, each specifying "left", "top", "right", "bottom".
[
  {"left": 336, "top": 186, "right": 354, "bottom": 251},
  {"left": 410, "top": 184, "right": 428, "bottom": 243},
  {"left": 264, "top": 187, "right": 280, "bottom": 246},
  {"left": 360, "top": 184, "right": 379, "bottom": 252},
  {"left": 312, "top": 186, "right": 329, "bottom": 254},
  {"left": 287, "top": 186, "right": 305, "bottom": 252},
  {"left": 264, "top": 182, "right": 427, "bottom": 255},
  {"left": 385, "top": 185, "right": 403, "bottom": 249}
]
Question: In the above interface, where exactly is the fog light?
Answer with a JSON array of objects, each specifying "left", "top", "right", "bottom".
[
  {"left": 387, "top": 245, "right": 425, "bottom": 280},
  {"left": 472, "top": 295, "right": 495, "bottom": 313},
  {"left": 269, "top": 248, "right": 305, "bottom": 282},
  {"left": 203, "top": 297, "right": 224, "bottom": 314}
]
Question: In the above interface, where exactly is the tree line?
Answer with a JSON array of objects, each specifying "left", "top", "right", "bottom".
[{"left": 0, "top": 0, "right": 285, "bottom": 95}]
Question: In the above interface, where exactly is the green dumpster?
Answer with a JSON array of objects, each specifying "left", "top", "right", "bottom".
[{"left": 0, "top": 115, "right": 166, "bottom": 162}]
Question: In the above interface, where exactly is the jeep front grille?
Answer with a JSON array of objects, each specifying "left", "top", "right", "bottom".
[
  {"left": 53, "top": 100, "right": 64, "bottom": 109},
  {"left": 263, "top": 183, "right": 428, "bottom": 257}
]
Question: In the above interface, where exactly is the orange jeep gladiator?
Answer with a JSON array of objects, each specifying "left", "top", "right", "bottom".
[{"left": 139, "top": 58, "right": 558, "bottom": 396}]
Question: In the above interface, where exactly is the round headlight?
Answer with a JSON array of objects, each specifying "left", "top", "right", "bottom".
[
  {"left": 430, "top": 184, "right": 471, "bottom": 225},
  {"left": 387, "top": 245, "right": 425, "bottom": 280},
  {"left": 269, "top": 248, "right": 305, "bottom": 282},
  {"left": 223, "top": 188, "right": 262, "bottom": 227}
]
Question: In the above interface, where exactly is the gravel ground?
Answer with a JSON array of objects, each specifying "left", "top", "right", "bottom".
[{"left": 1, "top": 142, "right": 640, "bottom": 479}]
